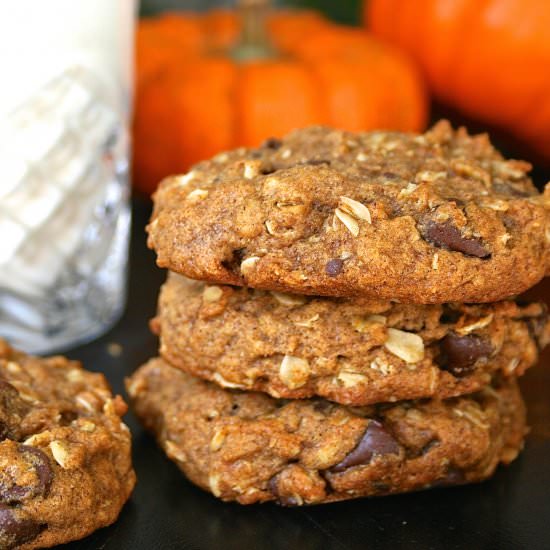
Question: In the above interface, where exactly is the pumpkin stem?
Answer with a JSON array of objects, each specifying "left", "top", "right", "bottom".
[{"left": 233, "top": 0, "right": 275, "bottom": 61}]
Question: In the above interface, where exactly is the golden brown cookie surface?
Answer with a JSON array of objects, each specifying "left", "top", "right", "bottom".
[
  {"left": 127, "top": 358, "right": 525, "bottom": 506},
  {"left": 0, "top": 340, "right": 135, "bottom": 549},
  {"left": 154, "top": 273, "right": 549, "bottom": 406},
  {"left": 148, "top": 122, "right": 549, "bottom": 303}
]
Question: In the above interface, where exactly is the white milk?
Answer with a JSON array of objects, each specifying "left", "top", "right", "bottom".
[
  {"left": 0, "top": 0, "right": 135, "bottom": 118},
  {"left": 0, "top": 0, "right": 137, "bottom": 353}
]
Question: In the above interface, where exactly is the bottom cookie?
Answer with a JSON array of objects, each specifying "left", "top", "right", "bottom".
[
  {"left": 0, "top": 340, "right": 135, "bottom": 549},
  {"left": 127, "top": 358, "right": 525, "bottom": 506}
]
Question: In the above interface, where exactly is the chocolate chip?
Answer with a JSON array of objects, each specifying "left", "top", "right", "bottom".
[
  {"left": 221, "top": 248, "right": 247, "bottom": 276},
  {"left": 0, "top": 483, "right": 26, "bottom": 505},
  {"left": 431, "top": 467, "right": 465, "bottom": 488},
  {"left": 422, "top": 221, "right": 491, "bottom": 258},
  {"left": 278, "top": 494, "right": 301, "bottom": 506},
  {"left": 301, "top": 159, "right": 330, "bottom": 166},
  {"left": 420, "top": 438, "right": 440, "bottom": 456},
  {"left": 381, "top": 172, "right": 400, "bottom": 181},
  {"left": 440, "top": 306, "right": 462, "bottom": 325},
  {"left": 371, "top": 481, "right": 391, "bottom": 493},
  {"left": 0, "top": 446, "right": 53, "bottom": 503},
  {"left": 447, "top": 197, "right": 465, "bottom": 207},
  {"left": 439, "top": 333, "right": 493, "bottom": 377},
  {"left": 331, "top": 420, "right": 400, "bottom": 472},
  {"left": 261, "top": 137, "right": 282, "bottom": 149},
  {"left": 313, "top": 400, "right": 333, "bottom": 414},
  {"left": 21, "top": 447, "right": 52, "bottom": 498},
  {"left": 267, "top": 475, "right": 278, "bottom": 495},
  {"left": 267, "top": 475, "right": 300, "bottom": 506},
  {"left": 59, "top": 410, "right": 78, "bottom": 426},
  {"left": 260, "top": 165, "right": 276, "bottom": 175},
  {"left": 502, "top": 214, "right": 517, "bottom": 232},
  {"left": 325, "top": 258, "right": 344, "bottom": 277},
  {"left": 0, "top": 503, "right": 42, "bottom": 549}
]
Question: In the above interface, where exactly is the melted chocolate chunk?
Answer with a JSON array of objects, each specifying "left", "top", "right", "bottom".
[
  {"left": 325, "top": 258, "right": 344, "bottom": 277},
  {"left": 439, "top": 333, "right": 493, "bottom": 377},
  {"left": 422, "top": 221, "right": 491, "bottom": 258},
  {"left": 331, "top": 420, "right": 400, "bottom": 472},
  {"left": 0, "top": 446, "right": 53, "bottom": 503},
  {"left": 0, "top": 503, "right": 42, "bottom": 549},
  {"left": 21, "top": 447, "right": 53, "bottom": 498}
]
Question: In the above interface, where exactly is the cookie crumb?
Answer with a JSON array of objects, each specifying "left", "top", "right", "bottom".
[
  {"left": 107, "top": 342, "right": 123, "bottom": 357},
  {"left": 325, "top": 258, "right": 344, "bottom": 277}
]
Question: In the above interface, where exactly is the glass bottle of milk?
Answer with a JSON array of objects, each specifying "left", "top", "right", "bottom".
[{"left": 0, "top": 0, "right": 137, "bottom": 353}]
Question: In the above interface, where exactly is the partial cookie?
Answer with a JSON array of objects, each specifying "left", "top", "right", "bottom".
[
  {"left": 154, "top": 273, "right": 549, "bottom": 406},
  {"left": 0, "top": 340, "right": 135, "bottom": 549},
  {"left": 148, "top": 121, "right": 549, "bottom": 303},
  {"left": 127, "top": 358, "right": 526, "bottom": 506}
]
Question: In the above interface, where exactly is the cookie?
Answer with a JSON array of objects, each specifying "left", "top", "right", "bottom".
[
  {"left": 0, "top": 340, "right": 135, "bottom": 549},
  {"left": 153, "top": 273, "right": 549, "bottom": 406},
  {"left": 148, "top": 121, "right": 550, "bottom": 303},
  {"left": 127, "top": 358, "right": 526, "bottom": 506}
]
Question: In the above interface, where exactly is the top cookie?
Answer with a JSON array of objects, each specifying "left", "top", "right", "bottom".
[{"left": 148, "top": 121, "right": 549, "bottom": 303}]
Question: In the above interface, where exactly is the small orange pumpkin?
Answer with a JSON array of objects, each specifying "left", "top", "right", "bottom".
[
  {"left": 134, "top": 2, "right": 427, "bottom": 194},
  {"left": 366, "top": 0, "right": 550, "bottom": 160}
]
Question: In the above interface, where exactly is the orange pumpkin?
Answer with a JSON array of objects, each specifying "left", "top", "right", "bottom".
[
  {"left": 134, "top": 4, "right": 427, "bottom": 194},
  {"left": 366, "top": 0, "right": 550, "bottom": 160}
]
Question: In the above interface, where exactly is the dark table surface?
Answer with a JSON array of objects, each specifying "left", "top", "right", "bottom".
[{"left": 61, "top": 194, "right": 550, "bottom": 550}]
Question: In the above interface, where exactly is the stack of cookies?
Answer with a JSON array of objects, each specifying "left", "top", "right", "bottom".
[{"left": 128, "top": 121, "right": 550, "bottom": 505}]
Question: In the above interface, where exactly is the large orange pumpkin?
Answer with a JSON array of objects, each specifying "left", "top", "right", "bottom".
[
  {"left": 133, "top": 4, "right": 427, "bottom": 194},
  {"left": 366, "top": 0, "right": 550, "bottom": 160}
]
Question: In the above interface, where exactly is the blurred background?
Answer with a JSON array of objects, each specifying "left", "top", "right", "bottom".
[
  {"left": 141, "top": 0, "right": 360, "bottom": 23},
  {"left": 134, "top": 0, "right": 550, "bottom": 195}
]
